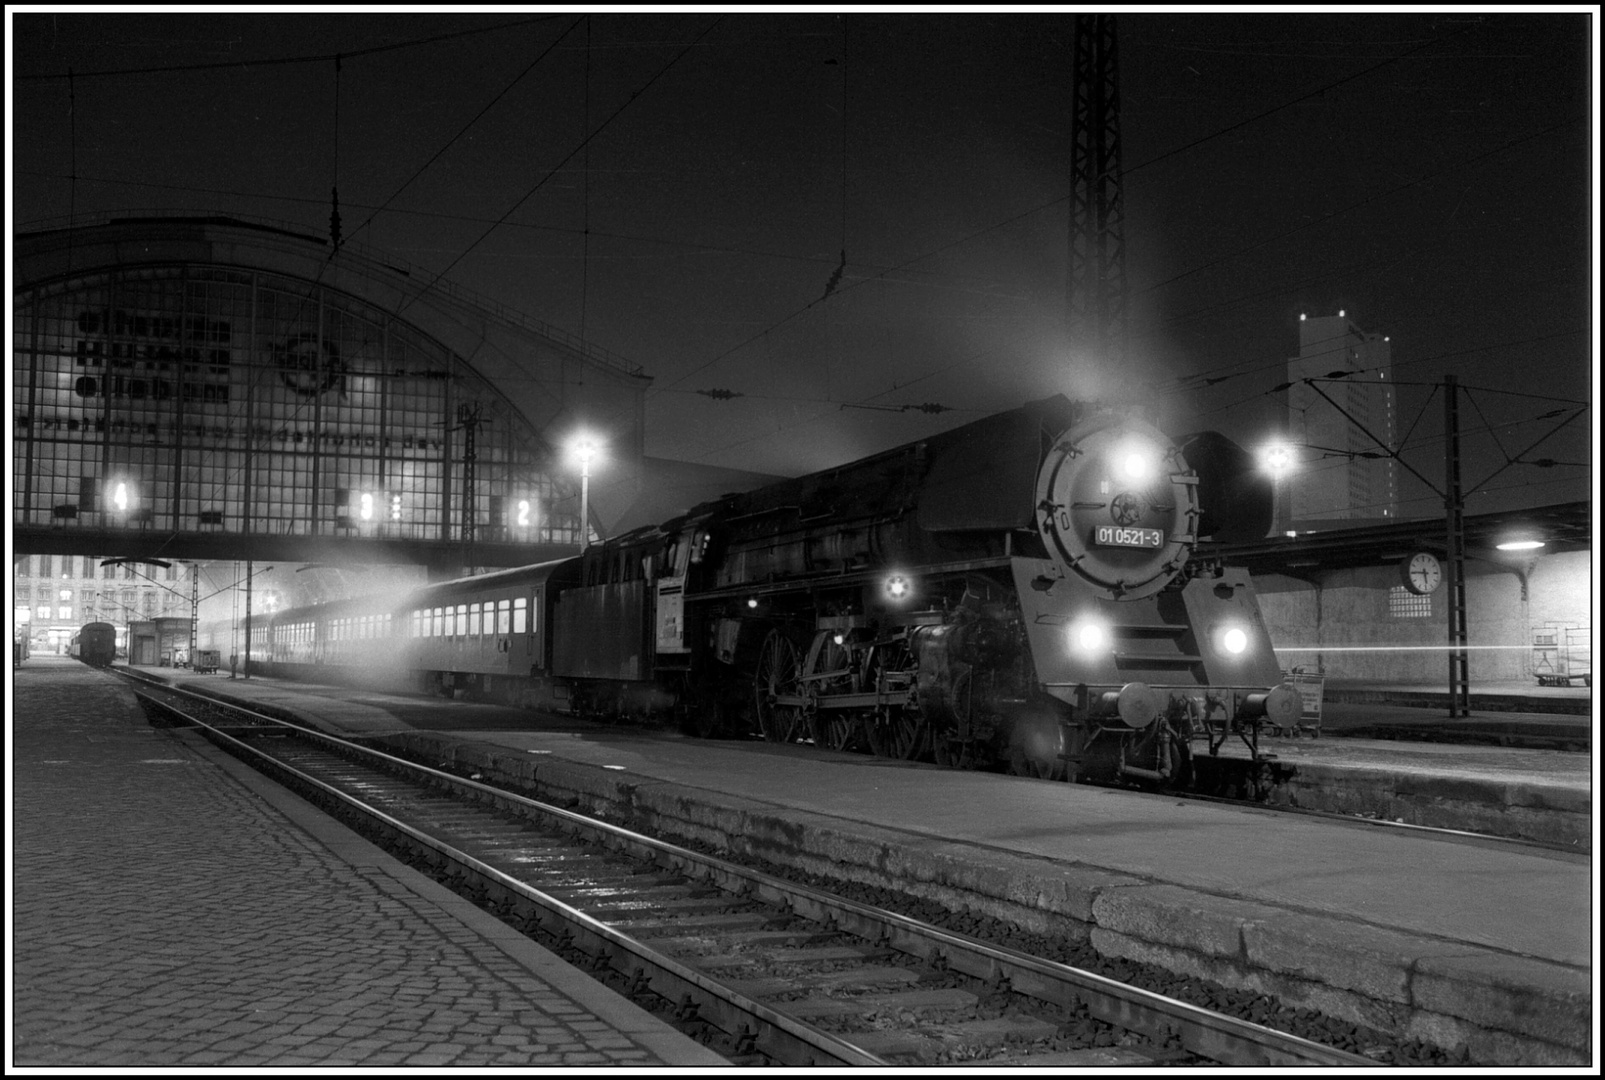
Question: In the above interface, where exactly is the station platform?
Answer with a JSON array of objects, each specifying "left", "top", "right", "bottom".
[
  {"left": 1323, "top": 678, "right": 1593, "bottom": 717},
  {"left": 10, "top": 657, "right": 727, "bottom": 1069},
  {"left": 107, "top": 663, "right": 1595, "bottom": 1066}
]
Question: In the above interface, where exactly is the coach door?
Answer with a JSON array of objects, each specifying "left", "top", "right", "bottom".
[{"left": 502, "top": 590, "right": 540, "bottom": 672}]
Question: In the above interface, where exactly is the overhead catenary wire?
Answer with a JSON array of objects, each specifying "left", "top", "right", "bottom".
[
  {"left": 15, "top": 15, "right": 566, "bottom": 81},
  {"left": 395, "top": 15, "right": 724, "bottom": 321},
  {"left": 21, "top": 15, "right": 1586, "bottom": 497},
  {"left": 650, "top": 18, "right": 1556, "bottom": 407}
]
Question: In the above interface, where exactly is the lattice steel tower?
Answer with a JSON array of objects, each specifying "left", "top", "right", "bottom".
[{"left": 1068, "top": 14, "right": 1127, "bottom": 370}]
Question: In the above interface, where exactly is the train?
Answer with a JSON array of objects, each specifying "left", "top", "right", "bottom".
[
  {"left": 73, "top": 622, "right": 119, "bottom": 668},
  {"left": 216, "top": 396, "right": 1299, "bottom": 787}
]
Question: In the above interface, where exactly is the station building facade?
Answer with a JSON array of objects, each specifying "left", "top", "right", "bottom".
[
  {"left": 14, "top": 551, "right": 191, "bottom": 655},
  {"left": 13, "top": 215, "right": 650, "bottom": 574}
]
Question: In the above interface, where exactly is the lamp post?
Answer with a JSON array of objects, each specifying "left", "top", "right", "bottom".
[
  {"left": 569, "top": 435, "right": 601, "bottom": 551},
  {"left": 1260, "top": 441, "right": 1295, "bottom": 537}
]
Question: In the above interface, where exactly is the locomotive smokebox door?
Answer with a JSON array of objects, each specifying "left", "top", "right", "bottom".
[{"left": 1035, "top": 416, "right": 1199, "bottom": 602}]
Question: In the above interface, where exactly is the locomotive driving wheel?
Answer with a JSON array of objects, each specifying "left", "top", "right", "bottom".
[
  {"left": 869, "top": 707, "right": 929, "bottom": 760},
  {"left": 753, "top": 630, "right": 805, "bottom": 744},
  {"left": 809, "top": 710, "right": 864, "bottom": 752}
]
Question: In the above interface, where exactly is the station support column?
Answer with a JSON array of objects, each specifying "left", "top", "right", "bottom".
[{"left": 1444, "top": 375, "right": 1470, "bottom": 718}]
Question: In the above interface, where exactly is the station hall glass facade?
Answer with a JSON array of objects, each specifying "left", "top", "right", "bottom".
[{"left": 14, "top": 264, "right": 582, "bottom": 548}]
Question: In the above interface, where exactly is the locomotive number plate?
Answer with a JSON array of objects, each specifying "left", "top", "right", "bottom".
[{"left": 1095, "top": 525, "right": 1163, "bottom": 549}]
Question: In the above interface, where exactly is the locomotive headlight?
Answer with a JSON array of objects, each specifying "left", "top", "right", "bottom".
[
  {"left": 1070, "top": 620, "right": 1111, "bottom": 656},
  {"left": 1114, "top": 441, "right": 1159, "bottom": 484},
  {"left": 1214, "top": 624, "right": 1251, "bottom": 656}
]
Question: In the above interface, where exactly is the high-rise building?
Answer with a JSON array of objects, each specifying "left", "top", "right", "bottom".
[{"left": 1286, "top": 312, "right": 1398, "bottom": 523}]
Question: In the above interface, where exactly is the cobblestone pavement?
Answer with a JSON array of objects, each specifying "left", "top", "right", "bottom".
[{"left": 11, "top": 657, "right": 724, "bottom": 1067}]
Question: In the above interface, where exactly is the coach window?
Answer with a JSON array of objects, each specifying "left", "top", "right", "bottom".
[
  {"left": 497, "top": 599, "right": 511, "bottom": 635},
  {"left": 455, "top": 604, "right": 466, "bottom": 636},
  {"left": 513, "top": 597, "right": 528, "bottom": 634},
  {"left": 470, "top": 602, "right": 482, "bottom": 636}
]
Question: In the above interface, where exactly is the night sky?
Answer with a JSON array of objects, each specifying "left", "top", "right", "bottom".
[{"left": 10, "top": 9, "right": 1597, "bottom": 521}]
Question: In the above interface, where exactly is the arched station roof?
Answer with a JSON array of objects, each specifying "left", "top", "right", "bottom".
[{"left": 13, "top": 215, "right": 650, "bottom": 573}]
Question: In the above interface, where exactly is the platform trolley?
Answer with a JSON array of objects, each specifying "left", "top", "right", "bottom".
[{"left": 1534, "top": 625, "right": 1592, "bottom": 687}]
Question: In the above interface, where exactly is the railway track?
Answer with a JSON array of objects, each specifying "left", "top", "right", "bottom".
[{"left": 130, "top": 678, "right": 1384, "bottom": 1068}]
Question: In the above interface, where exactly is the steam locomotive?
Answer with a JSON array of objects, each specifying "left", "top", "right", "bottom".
[{"left": 232, "top": 396, "right": 1298, "bottom": 787}]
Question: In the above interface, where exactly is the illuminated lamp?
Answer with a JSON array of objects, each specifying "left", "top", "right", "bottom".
[
  {"left": 1069, "top": 621, "right": 1110, "bottom": 656},
  {"left": 515, "top": 498, "right": 537, "bottom": 529},
  {"left": 1260, "top": 442, "right": 1294, "bottom": 475},
  {"left": 884, "top": 574, "right": 911, "bottom": 601},
  {"left": 1213, "top": 625, "right": 1250, "bottom": 656},
  {"left": 1113, "top": 442, "right": 1157, "bottom": 483},
  {"left": 747, "top": 598, "right": 759, "bottom": 609},
  {"left": 568, "top": 434, "right": 604, "bottom": 550},
  {"left": 359, "top": 492, "right": 375, "bottom": 521},
  {"left": 1496, "top": 539, "right": 1545, "bottom": 552}
]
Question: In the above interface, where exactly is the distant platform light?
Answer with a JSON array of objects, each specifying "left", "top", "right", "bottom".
[
  {"left": 884, "top": 574, "right": 911, "bottom": 600},
  {"left": 390, "top": 494, "right": 403, "bottom": 521},
  {"left": 747, "top": 597, "right": 759, "bottom": 609},
  {"left": 1338, "top": 309, "right": 1345, "bottom": 317},
  {"left": 1496, "top": 539, "right": 1545, "bottom": 551},
  {"left": 359, "top": 492, "right": 374, "bottom": 521},
  {"left": 1261, "top": 443, "right": 1294, "bottom": 474},
  {"left": 1299, "top": 313, "right": 1307, "bottom": 321}
]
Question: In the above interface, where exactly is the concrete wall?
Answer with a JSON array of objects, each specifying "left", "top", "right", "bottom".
[{"left": 1255, "top": 549, "right": 1592, "bottom": 682}]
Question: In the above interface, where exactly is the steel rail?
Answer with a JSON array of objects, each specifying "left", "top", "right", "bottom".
[
  {"left": 133, "top": 687, "right": 885, "bottom": 1067},
  {"left": 134, "top": 677, "right": 1377, "bottom": 1067}
]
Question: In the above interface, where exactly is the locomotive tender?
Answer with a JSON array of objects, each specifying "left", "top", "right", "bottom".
[{"left": 236, "top": 396, "right": 1298, "bottom": 786}]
